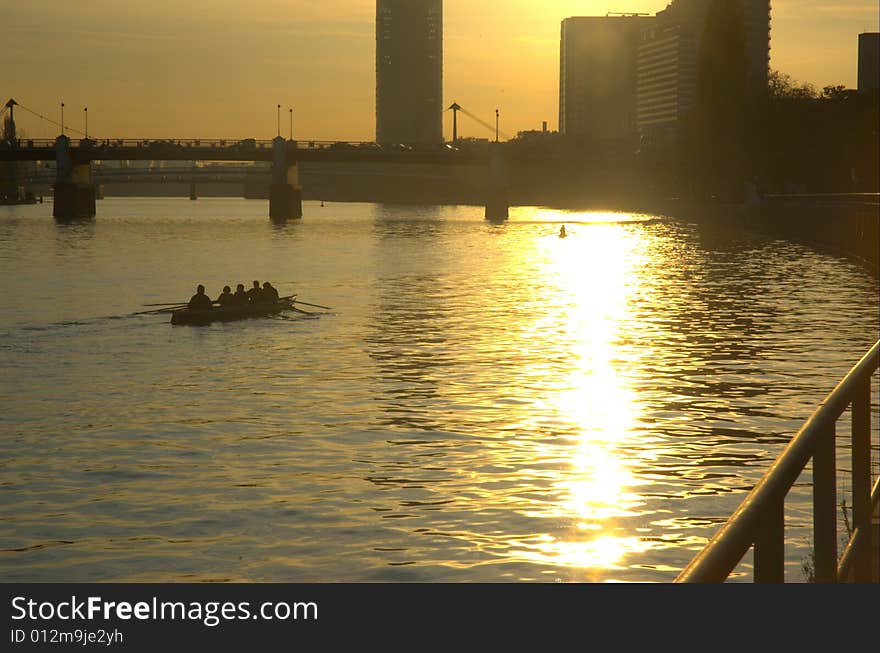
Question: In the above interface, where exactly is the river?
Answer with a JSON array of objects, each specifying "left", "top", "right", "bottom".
[{"left": 1, "top": 198, "right": 877, "bottom": 582}]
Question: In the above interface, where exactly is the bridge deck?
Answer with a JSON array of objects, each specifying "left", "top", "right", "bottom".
[{"left": 0, "top": 139, "right": 484, "bottom": 165}]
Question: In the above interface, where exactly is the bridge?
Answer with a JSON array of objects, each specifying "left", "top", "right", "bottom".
[
  {"left": 0, "top": 136, "right": 510, "bottom": 221},
  {"left": 19, "top": 158, "right": 482, "bottom": 204},
  {"left": 0, "top": 97, "right": 515, "bottom": 219},
  {"left": 19, "top": 163, "right": 270, "bottom": 201}
]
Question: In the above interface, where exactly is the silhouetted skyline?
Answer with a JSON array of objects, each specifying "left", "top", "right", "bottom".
[{"left": 1, "top": 0, "right": 876, "bottom": 139}]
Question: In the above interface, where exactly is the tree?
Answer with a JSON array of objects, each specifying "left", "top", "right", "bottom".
[
  {"left": 768, "top": 69, "right": 818, "bottom": 100},
  {"left": 821, "top": 85, "right": 848, "bottom": 101}
]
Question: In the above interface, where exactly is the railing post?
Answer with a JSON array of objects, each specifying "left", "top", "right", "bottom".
[
  {"left": 812, "top": 423, "right": 837, "bottom": 583},
  {"left": 850, "top": 375, "right": 872, "bottom": 582},
  {"left": 754, "top": 496, "right": 785, "bottom": 583}
]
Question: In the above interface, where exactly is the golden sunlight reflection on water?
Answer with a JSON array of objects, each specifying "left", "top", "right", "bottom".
[{"left": 508, "top": 214, "right": 652, "bottom": 572}]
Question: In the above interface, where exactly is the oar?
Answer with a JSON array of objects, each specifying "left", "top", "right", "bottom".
[
  {"left": 142, "top": 301, "right": 188, "bottom": 307},
  {"left": 290, "top": 306, "right": 316, "bottom": 316},
  {"left": 133, "top": 305, "right": 186, "bottom": 316},
  {"left": 294, "top": 299, "right": 332, "bottom": 310}
]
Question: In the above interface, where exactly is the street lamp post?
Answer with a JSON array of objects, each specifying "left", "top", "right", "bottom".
[
  {"left": 84, "top": 107, "right": 88, "bottom": 139},
  {"left": 495, "top": 109, "right": 499, "bottom": 143},
  {"left": 289, "top": 108, "right": 293, "bottom": 141},
  {"left": 277, "top": 104, "right": 281, "bottom": 138},
  {"left": 61, "top": 102, "right": 65, "bottom": 136}
]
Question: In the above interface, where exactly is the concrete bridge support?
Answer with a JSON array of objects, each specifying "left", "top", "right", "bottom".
[
  {"left": 485, "top": 143, "right": 509, "bottom": 220},
  {"left": 53, "top": 136, "right": 96, "bottom": 219},
  {"left": 269, "top": 136, "right": 302, "bottom": 220}
]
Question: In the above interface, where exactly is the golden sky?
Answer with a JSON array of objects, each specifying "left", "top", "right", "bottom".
[{"left": 2, "top": 0, "right": 877, "bottom": 140}]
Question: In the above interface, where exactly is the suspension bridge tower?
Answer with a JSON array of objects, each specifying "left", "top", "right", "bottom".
[{"left": 1, "top": 99, "right": 20, "bottom": 202}]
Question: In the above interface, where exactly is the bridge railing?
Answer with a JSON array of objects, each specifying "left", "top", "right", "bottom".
[
  {"left": 0, "top": 138, "right": 447, "bottom": 152},
  {"left": 676, "top": 340, "right": 879, "bottom": 583}
]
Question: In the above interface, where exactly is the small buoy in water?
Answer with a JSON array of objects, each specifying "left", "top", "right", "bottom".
[
  {"left": 559, "top": 225, "right": 567, "bottom": 238},
  {"left": 320, "top": 200, "right": 325, "bottom": 207}
]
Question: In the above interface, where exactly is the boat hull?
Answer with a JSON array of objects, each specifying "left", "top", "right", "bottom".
[{"left": 170, "top": 300, "right": 293, "bottom": 325}]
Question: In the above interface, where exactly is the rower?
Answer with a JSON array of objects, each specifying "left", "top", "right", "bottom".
[
  {"left": 216, "top": 286, "right": 234, "bottom": 306},
  {"left": 262, "top": 281, "right": 280, "bottom": 303},
  {"left": 188, "top": 284, "right": 213, "bottom": 311},
  {"left": 246, "top": 280, "right": 263, "bottom": 304},
  {"left": 232, "top": 283, "right": 248, "bottom": 305}
]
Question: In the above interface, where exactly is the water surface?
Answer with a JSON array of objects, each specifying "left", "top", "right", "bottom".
[{"left": 1, "top": 198, "right": 877, "bottom": 582}]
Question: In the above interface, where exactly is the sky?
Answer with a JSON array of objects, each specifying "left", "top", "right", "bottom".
[{"left": 2, "top": 0, "right": 878, "bottom": 141}]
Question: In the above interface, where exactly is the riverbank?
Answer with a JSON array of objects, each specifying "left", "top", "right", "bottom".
[
  {"left": 752, "top": 194, "right": 879, "bottom": 277},
  {"left": 649, "top": 195, "right": 880, "bottom": 279}
]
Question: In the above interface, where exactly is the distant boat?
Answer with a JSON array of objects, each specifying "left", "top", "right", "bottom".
[{"left": 170, "top": 297, "right": 296, "bottom": 326}]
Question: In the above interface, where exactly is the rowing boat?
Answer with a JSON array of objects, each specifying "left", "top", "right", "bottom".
[{"left": 170, "top": 298, "right": 295, "bottom": 325}]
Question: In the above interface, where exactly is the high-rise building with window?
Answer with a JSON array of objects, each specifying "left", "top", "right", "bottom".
[
  {"left": 559, "top": 15, "right": 655, "bottom": 142},
  {"left": 376, "top": 0, "right": 443, "bottom": 145},
  {"left": 636, "top": 0, "right": 771, "bottom": 149},
  {"left": 858, "top": 33, "right": 879, "bottom": 94}
]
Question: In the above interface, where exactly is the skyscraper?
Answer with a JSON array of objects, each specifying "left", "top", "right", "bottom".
[
  {"left": 559, "top": 15, "right": 655, "bottom": 142},
  {"left": 636, "top": 0, "right": 771, "bottom": 149},
  {"left": 858, "top": 33, "right": 879, "bottom": 94},
  {"left": 653, "top": 0, "right": 770, "bottom": 95},
  {"left": 376, "top": 0, "right": 443, "bottom": 145}
]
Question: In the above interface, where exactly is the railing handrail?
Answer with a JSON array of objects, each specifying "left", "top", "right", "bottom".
[
  {"left": 837, "top": 477, "right": 880, "bottom": 580},
  {"left": 0, "top": 139, "right": 462, "bottom": 151},
  {"left": 676, "top": 340, "right": 879, "bottom": 582}
]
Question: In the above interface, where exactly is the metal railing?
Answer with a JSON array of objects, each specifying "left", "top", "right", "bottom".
[
  {"left": 676, "top": 340, "right": 879, "bottom": 583},
  {"left": 0, "top": 138, "right": 459, "bottom": 152}
]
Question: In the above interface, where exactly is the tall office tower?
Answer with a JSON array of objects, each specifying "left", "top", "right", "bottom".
[
  {"left": 654, "top": 0, "right": 770, "bottom": 95},
  {"left": 559, "top": 15, "right": 655, "bottom": 141},
  {"left": 636, "top": 0, "right": 771, "bottom": 148},
  {"left": 740, "top": 0, "right": 772, "bottom": 95},
  {"left": 858, "top": 33, "right": 879, "bottom": 94},
  {"left": 376, "top": 0, "right": 443, "bottom": 145},
  {"left": 636, "top": 19, "right": 697, "bottom": 151}
]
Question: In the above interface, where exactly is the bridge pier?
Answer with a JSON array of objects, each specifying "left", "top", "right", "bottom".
[
  {"left": 54, "top": 182, "right": 96, "bottom": 219},
  {"left": 53, "top": 137, "right": 96, "bottom": 220},
  {"left": 485, "top": 143, "right": 509, "bottom": 221},
  {"left": 270, "top": 183, "right": 302, "bottom": 220},
  {"left": 485, "top": 186, "right": 509, "bottom": 220},
  {"left": 269, "top": 136, "right": 302, "bottom": 220}
]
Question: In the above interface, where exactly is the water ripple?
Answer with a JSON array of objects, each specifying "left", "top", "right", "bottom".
[{"left": 0, "top": 201, "right": 876, "bottom": 583}]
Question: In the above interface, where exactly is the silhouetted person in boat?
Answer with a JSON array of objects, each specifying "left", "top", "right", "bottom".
[
  {"left": 262, "top": 281, "right": 280, "bottom": 303},
  {"left": 216, "top": 285, "right": 234, "bottom": 306},
  {"left": 188, "top": 285, "right": 213, "bottom": 311},
  {"left": 232, "top": 283, "right": 248, "bottom": 305},
  {"left": 559, "top": 225, "right": 567, "bottom": 238},
  {"left": 246, "top": 280, "right": 263, "bottom": 304}
]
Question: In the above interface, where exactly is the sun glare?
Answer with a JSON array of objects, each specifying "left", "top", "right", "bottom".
[{"left": 510, "top": 213, "right": 653, "bottom": 574}]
